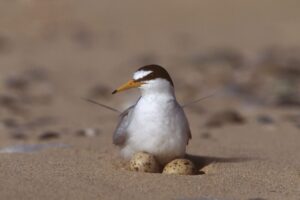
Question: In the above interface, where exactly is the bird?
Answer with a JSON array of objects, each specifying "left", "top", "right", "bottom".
[{"left": 112, "top": 64, "right": 191, "bottom": 165}]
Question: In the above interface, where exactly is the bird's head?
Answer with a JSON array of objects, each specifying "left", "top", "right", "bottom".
[{"left": 112, "top": 64, "right": 174, "bottom": 95}]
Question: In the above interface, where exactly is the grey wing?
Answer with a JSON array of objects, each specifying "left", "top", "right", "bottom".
[
  {"left": 179, "top": 103, "right": 192, "bottom": 145},
  {"left": 112, "top": 105, "right": 135, "bottom": 146},
  {"left": 187, "top": 128, "right": 192, "bottom": 144}
]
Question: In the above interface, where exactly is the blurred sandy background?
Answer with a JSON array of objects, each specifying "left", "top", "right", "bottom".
[{"left": 0, "top": 1, "right": 299, "bottom": 200}]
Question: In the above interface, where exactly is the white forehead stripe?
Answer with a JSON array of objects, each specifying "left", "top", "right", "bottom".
[{"left": 133, "top": 70, "right": 152, "bottom": 80}]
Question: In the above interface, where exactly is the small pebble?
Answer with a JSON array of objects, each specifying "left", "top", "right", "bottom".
[
  {"left": 256, "top": 115, "right": 275, "bottom": 124},
  {"left": 163, "top": 158, "right": 196, "bottom": 175},
  {"left": 204, "top": 109, "right": 245, "bottom": 128},
  {"left": 10, "top": 131, "right": 27, "bottom": 140},
  {"left": 5, "top": 76, "right": 29, "bottom": 91},
  {"left": 38, "top": 131, "right": 60, "bottom": 140},
  {"left": 1, "top": 118, "right": 19, "bottom": 128},
  {"left": 76, "top": 128, "right": 101, "bottom": 137},
  {"left": 0, "top": 95, "right": 24, "bottom": 112},
  {"left": 129, "top": 152, "right": 161, "bottom": 173},
  {"left": 0, "top": 95, "right": 18, "bottom": 107}
]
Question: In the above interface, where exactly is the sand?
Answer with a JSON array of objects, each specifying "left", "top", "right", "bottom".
[{"left": 0, "top": 1, "right": 300, "bottom": 199}]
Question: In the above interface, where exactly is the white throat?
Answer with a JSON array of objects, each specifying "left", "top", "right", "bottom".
[{"left": 139, "top": 78, "right": 175, "bottom": 100}]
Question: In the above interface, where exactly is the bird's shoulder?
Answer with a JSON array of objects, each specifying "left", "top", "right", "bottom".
[{"left": 112, "top": 98, "right": 140, "bottom": 145}]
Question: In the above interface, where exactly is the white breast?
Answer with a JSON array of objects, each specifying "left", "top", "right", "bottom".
[{"left": 120, "top": 94, "right": 189, "bottom": 164}]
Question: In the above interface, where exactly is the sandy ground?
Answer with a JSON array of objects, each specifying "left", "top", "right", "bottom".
[{"left": 0, "top": 1, "right": 300, "bottom": 200}]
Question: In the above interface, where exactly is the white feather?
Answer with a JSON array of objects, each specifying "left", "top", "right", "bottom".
[{"left": 133, "top": 70, "right": 152, "bottom": 80}]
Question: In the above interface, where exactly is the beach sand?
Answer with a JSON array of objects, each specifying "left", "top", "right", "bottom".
[{"left": 0, "top": 1, "right": 299, "bottom": 199}]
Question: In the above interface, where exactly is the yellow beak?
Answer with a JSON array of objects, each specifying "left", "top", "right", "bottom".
[{"left": 112, "top": 80, "right": 143, "bottom": 94}]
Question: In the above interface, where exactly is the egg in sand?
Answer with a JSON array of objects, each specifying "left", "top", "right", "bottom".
[
  {"left": 162, "top": 158, "right": 196, "bottom": 175},
  {"left": 129, "top": 152, "right": 161, "bottom": 173}
]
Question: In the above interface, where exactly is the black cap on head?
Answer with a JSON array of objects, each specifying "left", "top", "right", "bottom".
[{"left": 135, "top": 64, "right": 174, "bottom": 86}]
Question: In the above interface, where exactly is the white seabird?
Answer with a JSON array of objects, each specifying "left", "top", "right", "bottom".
[{"left": 112, "top": 65, "right": 191, "bottom": 164}]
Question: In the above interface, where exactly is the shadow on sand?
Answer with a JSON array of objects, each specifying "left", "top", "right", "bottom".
[{"left": 185, "top": 154, "right": 254, "bottom": 174}]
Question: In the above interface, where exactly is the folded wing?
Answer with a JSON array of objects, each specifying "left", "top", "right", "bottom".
[{"left": 113, "top": 105, "right": 135, "bottom": 146}]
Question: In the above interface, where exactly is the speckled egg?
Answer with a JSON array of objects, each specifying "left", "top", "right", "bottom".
[
  {"left": 162, "top": 159, "right": 196, "bottom": 175},
  {"left": 129, "top": 152, "right": 161, "bottom": 173}
]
